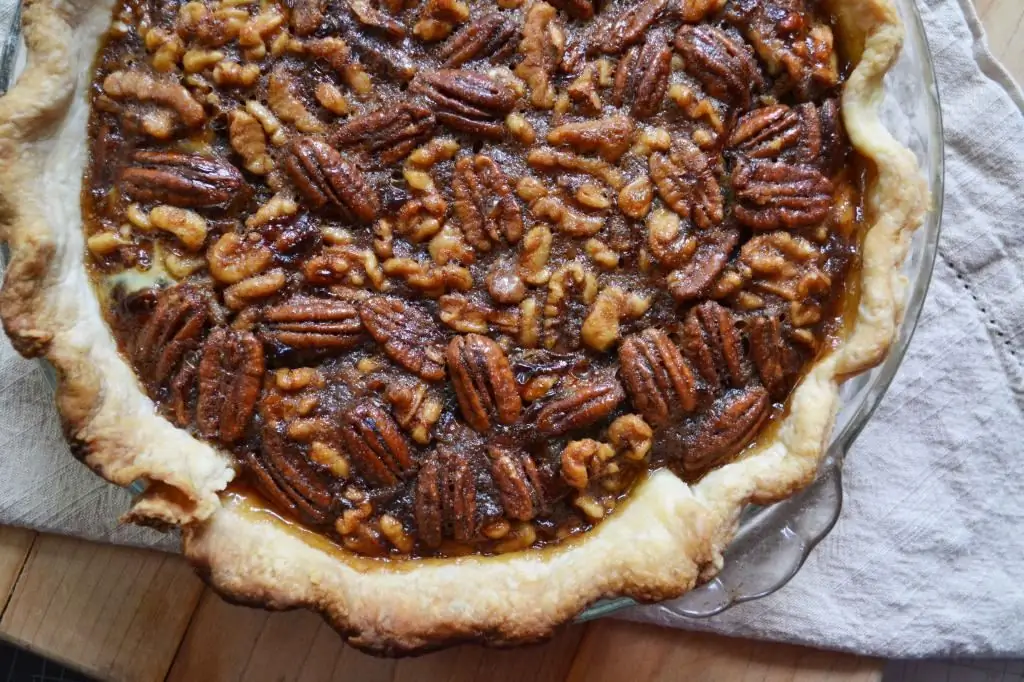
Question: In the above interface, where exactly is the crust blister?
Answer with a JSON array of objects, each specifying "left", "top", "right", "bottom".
[{"left": 0, "top": 0, "right": 926, "bottom": 654}]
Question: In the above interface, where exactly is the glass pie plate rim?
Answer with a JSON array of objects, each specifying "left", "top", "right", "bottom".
[
  {"left": 0, "top": 0, "right": 942, "bottom": 625},
  {"left": 579, "top": 0, "right": 944, "bottom": 622}
]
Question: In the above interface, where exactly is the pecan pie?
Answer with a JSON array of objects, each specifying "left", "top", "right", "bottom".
[{"left": 0, "top": 0, "right": 927, "bottom": 654}]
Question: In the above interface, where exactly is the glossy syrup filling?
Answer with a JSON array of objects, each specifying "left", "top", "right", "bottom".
[{"left": 83, "top": 0, "right": 864, "bottom": 558}]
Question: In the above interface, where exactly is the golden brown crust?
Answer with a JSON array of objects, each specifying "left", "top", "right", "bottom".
[{"left": 0, "top": 0, "right": 927, "bottom": 654}]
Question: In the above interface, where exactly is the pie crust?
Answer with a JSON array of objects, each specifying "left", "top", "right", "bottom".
[{"left": 0, "top": 0, "right": 926, "bottom": 654}]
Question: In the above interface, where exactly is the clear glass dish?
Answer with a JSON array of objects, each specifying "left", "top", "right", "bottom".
[
  {"left": 0, "top": 0, "right": 941, "bottom": 623},
  {"left": 580, "top": 0, "right": 944, "bottom": 622}
]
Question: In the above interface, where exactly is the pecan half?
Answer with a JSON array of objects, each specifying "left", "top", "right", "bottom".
[
  {"left": 729, "top": 101, "right": 844, "bottom": 169},
  {"left": 728, "top": 104, "right": 803, "bottom": 159},
  {"left": 682, "top": 386, "right": 770, "bottom": 478},
  {"left": 440, "top": 12, "right": 519, "bottom": 68},
  {"left": 452, "top": 154, "right": 523, "bottom": 251},
  {"left": 448, "top": 333, "right": 522, "bottom": 432},
  {"left": 260, "top": 296, "right": 363, "bottom": 355},
  {"left": 133, "top": 284, "right": 210, "bottom": 387},
  {"left": 748, "top": 314, "right": 804, "bottom": 400},
  {"left": 732, "top": 161, "right": 833, "bottom": 230},
  {"left": 415, "top": 447, "right": 479, "bottom": 547},
  {"left": 331, "top": 102, "right": 436, "bottom": 167},
  {"left": 674, "top": 25, "right": 765, "bottom": 109},
  {"left": 536, "top": 375, "right": 625, "bottom": 436},
  {"left": 283, "top": 137, "right": 380, "bottom": 223},
  {"left": 682, "top": 301, "right": 747, "bottom": 390},
  {"left": 649, "top": 139, "right": 724, "bottom": 229},
  {"left": 121, "top": 151, "right": 245, "bottom": 209},
  {"left": 359, "top": 296, "right": 447, "bottom": 380},
  {"left": 340, "top": 400, "right": 415, "bottom": 486},
  {"left": 410, "top": 69, "right": 516, "bottom": 138},
  {"left": 619, "top": 328, "right": 697, "bottom": 427},
  {"left": 196, "top": 328, "right": 264, "bottom": 443},
  {"left": 489, "top": 446, "right": 544, "bottom": 521},
  {"left": 596, "top": 0, "right": 667, "bottom": 54},
  {"left": 801, "top": 99, "right": 845, "bottom": 171},
  {"left": 247, "top": 426, "right": 336, "bottom": 525},
  {"left": 613, "top": 33, "right": 671, "bottom": 119},
  {"left": 667, "top": 228, "right": 740, "bottom": 302}
]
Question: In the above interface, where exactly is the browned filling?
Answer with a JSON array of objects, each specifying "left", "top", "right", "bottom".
[{"left": 83, "top": 0, "right": 864, "bottom": 558}]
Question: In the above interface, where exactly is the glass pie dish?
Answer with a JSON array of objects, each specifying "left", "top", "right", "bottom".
[
  {"left": 581, "top": 0, "right": 944, "bottom": 622},
  {"left": 0, "top": 0, "right": 940, "bottom": 633}
]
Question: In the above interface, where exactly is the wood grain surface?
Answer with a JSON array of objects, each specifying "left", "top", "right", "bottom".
[{"left": 0, "top": 1, "right": 1019, "bottom": 680}]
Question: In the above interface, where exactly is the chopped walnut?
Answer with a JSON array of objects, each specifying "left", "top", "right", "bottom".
[
  {"left": 103, "top": 70, "right": 205, "bottom": 128},
  {"left": 515, "top": 1, "right": 564, "bottom": 108},
  {"left": 207, "top": 232, "right": 273, "bottom": 284},
  {"left": 518, "top": 225, "right": 553, "bottom": 285},
  {"left": 245, "top": 192, "right": 298, "bottom": 229},
  {"left": 737, "top": 231, "right": 831, "bottom": 326},
  {"left": 385, "top": 378, "right": 443, "bottom": 444},
  {"left": 149, "top": 206, "right": 208, "bottom": 250},
  {"left": 223, "top": 268, "right": 286, "bottom": 310},
  {"left": 267, "top": 68, "right": 324, "bottom": 133},
  {"left": 229, "top": 109, "right": 273, "bottom": 175},
  {"left": 543, "top": 261, "right": 598, "bottom": 351},
  {"left": 580, "top": 286, "right": 650, "bottom": 352},
  {"left": 315, "top": 82, "right": 350, "bottom": 116}
]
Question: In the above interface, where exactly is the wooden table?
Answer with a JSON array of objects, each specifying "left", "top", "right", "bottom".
[{"left": 0, "top": 2, "right": 1020, "bottom": 680}]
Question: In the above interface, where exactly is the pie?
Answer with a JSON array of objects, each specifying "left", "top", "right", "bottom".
[{"left": 0, "top": 0, "right": 926, "bottom": 654}]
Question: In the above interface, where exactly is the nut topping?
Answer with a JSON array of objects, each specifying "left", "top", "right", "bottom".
[
  {"left": 359, "top": 296, "right": 447, "bottom": 380},
  {"left": 619, "top": 328, "right": 697, "bottom": 427},
  {"left": 284, "top": 137, "right": 380, "bottom": 222},
  {"left": 448, "top": 334, "right": 522, "bottom": 431},
  {"left": 89, "top": 0, "right": 861, "bottom": 557},
  {"left": 410, "top": 69, "right": 517, "bottom": 138},
  {"left": 728, "top": 105, "right": 803, "bottom": 159},
  {"left": 197, "top": 328, "right": 264, "bottom": 443},
  {"left": 536, "top": 374, "right": 625, "bottom": 436},
  {"left": 121, "top": 151, "right": 245, "bottom": 209},
  {"left": 340, "top": 400, "right": 415, "bottom": 486},
  {"left": 732, "top": 161, "right": 834, "bottom": 230}
]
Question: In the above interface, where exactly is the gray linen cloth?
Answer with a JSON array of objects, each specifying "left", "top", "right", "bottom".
[{"left": 0, "top": 0, "right": 1022, "bottom": 659}]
